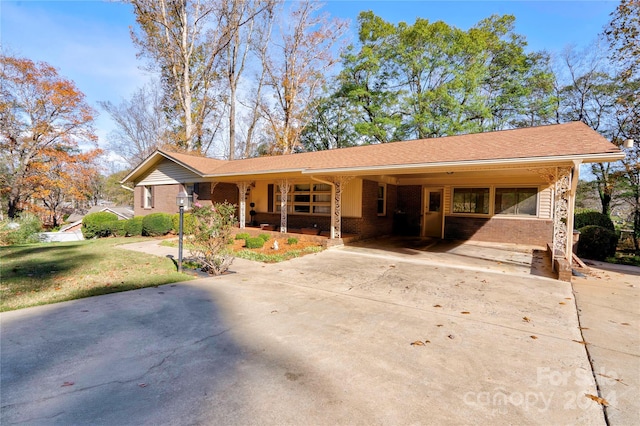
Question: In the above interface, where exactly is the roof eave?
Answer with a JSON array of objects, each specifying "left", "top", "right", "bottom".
[
  {"left": 299, "top": 152, "right": 625, "bottom": 175},
  {"left": 120, "top": 150, "right": 207, "bottom": 183}
]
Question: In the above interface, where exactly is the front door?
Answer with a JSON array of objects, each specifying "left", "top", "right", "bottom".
[{"left": 422, "top": 187, "right": 443, "bottom": 238}]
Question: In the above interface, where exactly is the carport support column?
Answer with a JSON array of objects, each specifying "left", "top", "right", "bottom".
[
  {"left": 278, "top": 179, "right": 290, "bottom": 233},
  {"left": 237, "top": 182, "right": 250, "bottom": 229},
  {"left": 553, "top": 166, "right": 572, "bottom": 263},
  {"left": 327, "top": 176, "right": 353, "bottom": 239}
]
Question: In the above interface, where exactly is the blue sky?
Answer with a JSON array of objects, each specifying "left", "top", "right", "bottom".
[{"left": 1, "top": 0, "right": 618, "bottom": 158}]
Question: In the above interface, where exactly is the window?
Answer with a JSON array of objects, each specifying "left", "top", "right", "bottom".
[
  {"left": 495, "top": 187, "right": 537, "bottom": 216},
  {"left": 143, "top": 185, "right": 153, "bottom": 209},
  {"left": 452, "top": 188, "right": 489, "bottom": 214},
  {"left": 377, "top": 184, "right": 386, "bottom": 216},
  {"left": 274, "top": 182, "right": 332, "bottom": 215}
]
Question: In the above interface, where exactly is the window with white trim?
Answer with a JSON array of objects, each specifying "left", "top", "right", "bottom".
[
  {"left": 452, "top": 187, "right": 489, "bottom": 214},
  {"left": 143, "top": 185, "right": 153, "bottom": 209},
  {"left": 494, "top": 187, "right": 538, "bottom": 216},
  {"left": 377, "top": 184, "right": 386, "bottom": 216},
  {"left": 274, "top": 183, "right": 332, "bottom": 215}
]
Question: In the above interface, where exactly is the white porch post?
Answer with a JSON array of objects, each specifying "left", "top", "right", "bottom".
[
  {"left": 278, "top": 179, "right": 290, "bottom": 233},
  {"left": 553, "top": 166, "right": 573, "bottom": 263},
  {"left": 237, "top": 182, "right": 250, "bottom": 229}
]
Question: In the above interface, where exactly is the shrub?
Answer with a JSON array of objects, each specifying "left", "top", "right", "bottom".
[
  {"left": 574, "top": 211, "right": 614, "bottom": 231},
  {"left": 107, "top": 220, "right": 127, "bottom": 237},
  {"left": 245, "top": 237, "right": 265, "bottom": 249},
  {"left": 171, "top": 212, "right": 196, "bottom": 235},
  {"left": 190, "top": 202, "right": 238, "bottom": 275},
  {"left": 125, "top": 216, "right": 144, "bottom": 236},
  {"left": 82, "top": 212, "right": 118, "bottom": 239},
  {"left": 258, "top": 233, "right": 271, "bottom": 242},
  {"left": 287, "top": 237, "right": 298, "bottom": 245},
  {"left": 577, "top": 225, "right": 618, "bottom": 261},
  {"left": 0, "top": 213, "right": 43, "bottom": 245},
  {"left": 235, "top": 232, "right": 250, "bottom": 240},
  {"left": 142, "top": 213, "right": 173, "bottom": 236}
]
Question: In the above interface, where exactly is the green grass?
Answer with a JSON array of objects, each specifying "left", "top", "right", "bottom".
[
  {"left": 606, "top": 252, "right": 640, "bottom": 267},
  {"left": 0, "top": 237, "right": 194, "bottom": 312},
  {"left": 235, "top": 246, "right": 323, "bottom": 263}
]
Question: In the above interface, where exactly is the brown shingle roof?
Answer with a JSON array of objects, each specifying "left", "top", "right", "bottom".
[{"left": 159, "top": 122, "right": 621, "bottom": 177}]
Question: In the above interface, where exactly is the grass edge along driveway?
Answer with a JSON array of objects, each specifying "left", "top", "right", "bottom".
[{"left": 0, "top": 237, "right": 194, "bottom": 312}]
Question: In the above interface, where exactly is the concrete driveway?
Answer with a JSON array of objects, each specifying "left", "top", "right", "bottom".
[{"left": 0, "top": 240, "right": 627, "bottom": 425}]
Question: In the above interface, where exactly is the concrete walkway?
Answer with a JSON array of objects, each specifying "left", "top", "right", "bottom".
[{"left": 2, "top": 239, "right": 634, "bottom": 425}]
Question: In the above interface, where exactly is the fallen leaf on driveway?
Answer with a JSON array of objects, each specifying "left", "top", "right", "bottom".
[
  {"left": 620, "top": 323, "right": 630, "bottom": 326},
  {"left": 61, "top": 381, "right": 74, "bottom": 387},
  {"left": 530, "top": 335, "right": 538, "bottom": 339},
  {"left": 410, "top": 341, "right": 425, "bottom": 346},
  {"left": 448, "top": 335, "right": 455, "bottom": 339},
  {"left": 436, "top": 324, "right": 443, "bottom": 327},
  {"left": 461, "top": 311, "right": 470, "bottom": 314},
  {"left": 559, "top": 302, "right": 566, "bottom": 305},
  {"left": 572, "top": 340, "right": 588, "bottom": 345},
  {"left": 585, "top": 394, "right": 609, "bottom": 406},
  {"left": 433, "top": 304, "right": 442, "bottom": 308},
  {"left": 522, "top": 316, "right": 531, "bottom": 322}
]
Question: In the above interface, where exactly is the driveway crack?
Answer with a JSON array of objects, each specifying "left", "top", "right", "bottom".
[{"left": 571, "top": 281, "right": 610, "bottom": 426}]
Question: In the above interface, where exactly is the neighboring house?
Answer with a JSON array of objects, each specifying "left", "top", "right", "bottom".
[
  {"left": 121, "top": 122, "right": 624, "bottom": 278},
  {"left": 60, "top": 206, "right": 134, "bottom": 233}
]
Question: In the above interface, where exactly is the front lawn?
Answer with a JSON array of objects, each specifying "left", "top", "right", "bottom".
[{"left": 0, "top": 237, "right": 194, "bottom": 312}]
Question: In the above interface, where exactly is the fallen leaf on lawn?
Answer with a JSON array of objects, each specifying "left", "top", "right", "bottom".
[
  {"left": 530, "top": 335, "right": 538, "bottom": 339},
  {"left": 461, "top": 311, "right": 470, "bottom": 314},
  {"left": 585, "top": 394, "right": 609, "bottom": 406},
  {"left": 572, "top": 340, "right": 588, "bottom": 345},
  {"left": 410, "top": 341, "right": 425, "bottom": 346},
  {"left": 61, "top": 381, "right": 74, "bottom": 387},
  {"left": 433, "top": 304, "right": 442, "bottom": 308},
  {"left": 522, "top": 316, "right": 531, "bottom": 322}
]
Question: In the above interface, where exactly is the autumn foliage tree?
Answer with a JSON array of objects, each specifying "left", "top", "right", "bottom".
[{"left": 0, "top": 54, "right": 101, "bottom": 221}]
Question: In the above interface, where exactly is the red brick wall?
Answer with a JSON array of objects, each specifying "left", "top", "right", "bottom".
[
  {"left": 212, "top": 182, "right": 239, "bottom": 205},
  {"left": 134, "top": 184, "right": 181, "bottom": 216},
  {"left": 444, "top": 216, "right": 553, "bottom": 247}
]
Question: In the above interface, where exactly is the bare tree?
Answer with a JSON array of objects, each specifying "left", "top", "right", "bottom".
[
  {"left": 260, "top": 0, "right": 347, "bottom": 155},
  {"left": 99, "top": 81, "right": 168, "bottom": 167},
  {"left": 129, "top": 0, "right": 271, "bottom": 154}
]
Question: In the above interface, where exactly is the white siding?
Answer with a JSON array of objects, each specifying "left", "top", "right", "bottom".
[
  {"left": 342, "top": 179, "right": 362, "bottom": 218},
  {"left": 538, "top": 186, "right": 553, "bottom": 219},
  {"left": 138, "top": 159, "right": 201, "bottom": 185}
]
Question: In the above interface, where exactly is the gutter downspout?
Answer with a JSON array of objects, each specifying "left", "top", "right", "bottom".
[{"left": 310, "top": 176, "right": 336, "bottom": 239}]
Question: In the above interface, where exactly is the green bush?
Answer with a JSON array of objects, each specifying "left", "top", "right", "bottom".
[
  {"left": 142, "top": 213, "right": 173, "bottom": 237},
  {"left": 577, "top": 225, "right": 619, "bottom": 261},
  {"left": 0, "top": 213, "right": 43, "bottom": 245},
  {"left": 245, "top": 237, "right": 265, "bottom": 249},
  {"left": 171, "top": 212, "right": 196, "bottom": 235},
  {"left": 107, "top": 220, "right": 127, "bottom": 237},
  {"left": 82, "top": 212, "right": 118, "bottom": 239},
  {"left": 125, "top": 216, "right": 144, "bottom": 236},
  {"left": 235, "top": 232, "right": 250, "bottom": 240},
  {"left": 258, "top": 233, "right": 271, "bottom": 242},
  {"left": 574, "top": 211, "right": 614, "bottom": 231},
  {"left": 287, "top": 237, "right": 299, "bottom": 245}
]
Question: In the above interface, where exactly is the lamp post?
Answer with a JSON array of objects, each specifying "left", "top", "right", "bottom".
[{"left": 176, "top": 190, "right": 191, "bottom": 273}]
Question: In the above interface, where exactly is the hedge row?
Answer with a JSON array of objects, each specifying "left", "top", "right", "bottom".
[{"left": 81, "top": 213, "right": 176, "bottom": 239}]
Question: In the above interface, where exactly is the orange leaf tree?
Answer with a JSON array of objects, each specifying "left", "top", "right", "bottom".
[{"left": 0, "top": 54, "right": 99, "bottom": 220}]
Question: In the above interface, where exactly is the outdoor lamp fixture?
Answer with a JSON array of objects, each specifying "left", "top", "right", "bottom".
[
  {"left": 176, "top": 190, "right": 192, "bottom": 273},
  {"left": 623, "top": 139, "right": 634, "bottom": 149}
]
